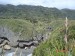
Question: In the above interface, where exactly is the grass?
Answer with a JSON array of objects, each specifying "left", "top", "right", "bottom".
[
  {"left": 0, "top": 19, "right": 75, "bottom": 56},
  {"left": 0, "top": 19, "right": 51, "bottom": 40},
  {"left": 33, "top": 20, "right": 75, "bottom": 56},
  {"left": 0, "top": 19, "right": 33, "bottom": 39}
]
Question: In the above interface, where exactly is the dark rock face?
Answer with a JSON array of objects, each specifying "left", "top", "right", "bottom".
[
  {"left": 17, "top": 40, "right": 32, "bottom": 43},
  {"left": 0, "top": 37, "right": 10, "bottom": 41},
  {"left": 0, "top": 39, "right": 4, "bottom": 44}
]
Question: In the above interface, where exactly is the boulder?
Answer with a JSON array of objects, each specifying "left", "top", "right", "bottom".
[
  {"left": 9, "top": 42, "right": 18, "bottom": 48},
  {"left": 4, "top": 45, "right": 11, "bottom": 50},
  {"left": 19, "top": 43, "right": 24, "bottom": 48},
  {"left": 33, "top": 41, "right": 39, "bottom": 46}
]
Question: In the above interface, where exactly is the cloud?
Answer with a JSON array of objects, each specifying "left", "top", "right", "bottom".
[
  {"left": 0, "top": 0, "right": 75, "bottom": 9},
  {"left": 41, "top": 0, "right": 75, "bottom": 9}
]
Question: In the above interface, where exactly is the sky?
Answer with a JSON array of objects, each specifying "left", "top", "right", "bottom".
[{"left": 0, "top": 0, "right": 75, "bottom": 9}]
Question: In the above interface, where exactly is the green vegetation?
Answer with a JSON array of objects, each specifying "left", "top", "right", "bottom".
[
  {"left": 0, "top": 19, "right": 50, "bottom": 40},
  {"left": 0, "top": 4, "right": 75, "bottom": 56},
  {"left": 0, "top": 19, "right": 33, "bottom": 39},
  {"left": 33, "top": 20, "right": 75, "bottom": 56},
  {"left": 0, "top": 4, "right": 75, "bottom": 21}
]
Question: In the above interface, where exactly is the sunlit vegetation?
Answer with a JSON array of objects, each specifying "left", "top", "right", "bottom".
[
  {"left": 0, "top": 4, "right": 75, "bottom": 56},
  {"left": 33, "top": 20, "right": 75, "bottom": 56}
]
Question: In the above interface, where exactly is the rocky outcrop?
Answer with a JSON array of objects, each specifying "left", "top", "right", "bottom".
[
  {"left": 0, "top": 26, "right": 52, "bottom": 49},
  {"left": 0, "top": 26, "right": 19, "bottom": 48},
  {"left": 0, "top": 26, "right": 19, "bottom": 44}
]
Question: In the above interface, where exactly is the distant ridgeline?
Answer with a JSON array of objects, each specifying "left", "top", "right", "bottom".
[{"left": 0, "top": 4, "right": 75, "bottom": 22}]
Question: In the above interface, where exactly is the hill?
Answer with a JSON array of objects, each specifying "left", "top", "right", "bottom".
[
  {"left": 0, "top": 19, "right": 34, "bottom": 40},
  {"left": 0, "top": 19, "right": 51, "bottom": 40},
  {"left": 0, "top": 4, "right": 75, "bottom": 22}
]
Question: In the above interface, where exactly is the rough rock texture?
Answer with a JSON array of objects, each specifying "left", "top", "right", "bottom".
[{"left": 0, "top": 26, "right": 19, "bottom": 44}]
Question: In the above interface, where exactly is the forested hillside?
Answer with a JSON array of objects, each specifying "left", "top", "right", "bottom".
[{"left": 0, "top": 4, "right": 75, "bottom": 22}]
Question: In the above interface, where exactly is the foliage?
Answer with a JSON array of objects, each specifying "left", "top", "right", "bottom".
[
  {"left": 0, "top": 4, "right": 75, "bottom": 56},
  {"left": 33, "top": 20, "right": 75, "bottom": 56},
  {"left": 0, "top": 19, "right": 51, "bottom": 40},
  {"left": 0, "top": 4, "right": 75, "bottom": 21}
]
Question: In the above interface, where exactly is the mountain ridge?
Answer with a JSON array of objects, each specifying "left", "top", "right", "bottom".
[{"left": 0, "top": 4, "right": 75, "bottom": 21}]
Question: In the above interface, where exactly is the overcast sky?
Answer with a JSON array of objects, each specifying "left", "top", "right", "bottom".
[{"left": 0, "top": 0, "right": 75, "bottom": 9}]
